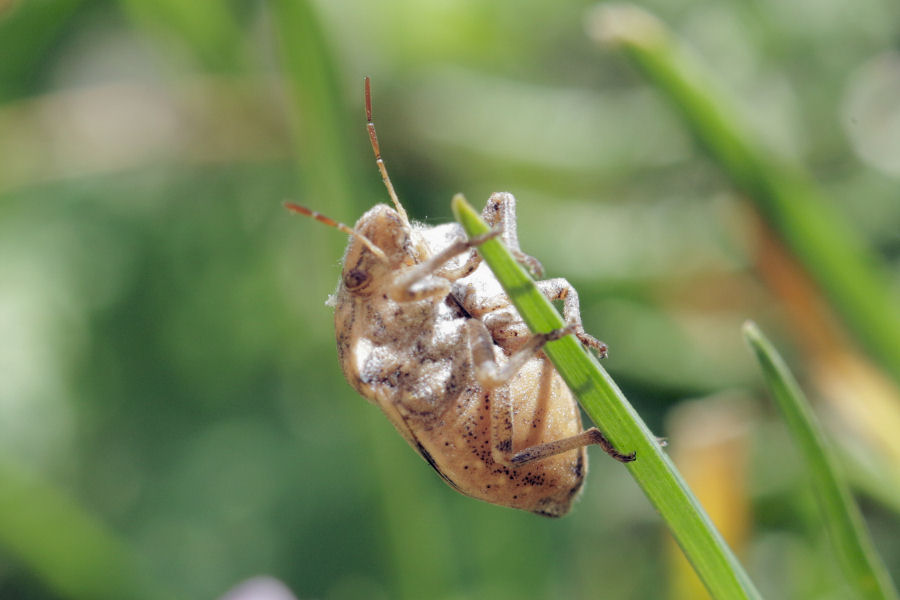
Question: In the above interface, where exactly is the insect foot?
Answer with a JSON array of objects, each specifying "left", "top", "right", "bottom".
[{"left": 287, "top": 76, "right": 633, "bottom": 517}]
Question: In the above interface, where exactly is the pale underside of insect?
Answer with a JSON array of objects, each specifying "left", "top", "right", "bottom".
[{"left": 287, "top": 78, "right": 633, "bottom": 517}]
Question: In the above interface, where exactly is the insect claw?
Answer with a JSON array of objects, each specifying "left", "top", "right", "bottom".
[{"left": 618, "top": 451, "right": 637, "bottom": 463}]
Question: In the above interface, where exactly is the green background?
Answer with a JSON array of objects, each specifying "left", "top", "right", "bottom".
[{"left": 1, "top": 0, "right": 898, "bottom": 598}]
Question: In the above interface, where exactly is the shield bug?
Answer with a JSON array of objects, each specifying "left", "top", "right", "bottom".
[{"left": 286, "top": 78, "right": 633, "bottom": 517}]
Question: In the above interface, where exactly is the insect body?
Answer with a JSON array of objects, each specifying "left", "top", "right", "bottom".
[{"left": 287, "top": 78, "right": 633, "bottom": 517}]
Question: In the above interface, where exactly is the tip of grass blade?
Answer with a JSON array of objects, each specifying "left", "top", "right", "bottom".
[
  {"left": 450, "top": 193, "right": 470, "bottom": 223},
  {"left": 450, "top": 194, "right": 478, "bottom": 223},
  {"left": 452, "top": 193, "right": 493, "bottom": 239},
  {"left": 742, "top": 320, "right": 763, "bottom": 346},
  {"left": 585, "top": 3, "right": 666, "bottom": 48},
  {"left": 742, "top": 321, "right": 779, "bottom": 370}
]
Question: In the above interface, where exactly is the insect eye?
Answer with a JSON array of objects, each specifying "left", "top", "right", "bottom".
[{"left": 343, "top": 269, "right": 369, "bottom": 290}]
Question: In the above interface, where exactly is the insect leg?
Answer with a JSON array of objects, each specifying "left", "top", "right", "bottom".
[
  {"left": 389, "top": 229, "right": 500, "bottom": 302},
  {"left": 468, "top": 319, "right": 635, "bottom": 465},
  {"left": 465, "top": 318, "right": 571, "bottom": 390},
  {"left": 536, "top": 278, "right": 608, "bottom": 358},
  {"left": 481, "top": 192, "right": 544, "bottom": 277},
  {"left": 438, "top": 246, "right": 483, "bottom": 282},
  {"left": 511, "top": 427, "right": 636, "bottom": 464}
]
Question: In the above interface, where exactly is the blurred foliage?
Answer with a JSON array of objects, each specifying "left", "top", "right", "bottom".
[
  {"left": 745, "top": 322, "right": 897, "bottom": 599},
  {"left": 0, "top": 0, "right": 898, "bottom": 599}
]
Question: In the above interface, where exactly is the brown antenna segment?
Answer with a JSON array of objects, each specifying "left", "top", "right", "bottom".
[{"left": 365, "top": 77, "right": 410, "bottom": 228}]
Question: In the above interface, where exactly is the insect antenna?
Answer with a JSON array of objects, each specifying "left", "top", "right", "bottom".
[
  {"left": 284, "top": 202, "right": 388, "bottom": 263},
  {"left": 365, "top": 76, "right": 411, "bottom": 230}
]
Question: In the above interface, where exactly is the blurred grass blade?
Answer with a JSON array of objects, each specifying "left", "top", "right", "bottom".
[
  {"left": 0, "top": 459, "right": 165, "bottom": 600},
  {"left": 270, "top": 0, "right": 360, "bottom": 211},
  {"left": 453, "top": 195, "right": 762, "bottom": 600},
  {"left": 116, "top": 0, "right": 245, "bottom": 72},
  {"left": 743, "top": 322, "right": 899, "bottom": 600},
  {"left": 270, "top": 0, "right": 362, "bottom": 323},
  {"left": 587, "top": 4, "right": 900, "bottom": 387},
  {"left": 0, "top": 0, "right": 84, "bottom": 102}
]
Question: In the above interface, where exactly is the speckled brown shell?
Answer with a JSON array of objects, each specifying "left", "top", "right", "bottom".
[{"left": 331, "top": 204, "right": 588, "bottom": 517}]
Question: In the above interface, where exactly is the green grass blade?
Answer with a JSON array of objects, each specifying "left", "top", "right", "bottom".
[
  {"left": 743, "top": 322, "right": 899, "bottom": 600},
  {"left": 0, "top": 459, "right": 168, "bottom": 600},
  {"left": 270, "top": 0, "right": 360, "bottom": 211},
  {"left": 453, "top": 195, "right": 762, "bottom": 600},
  {"left": 587, "top": 4, "right": 900, "bottom": 387}
]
